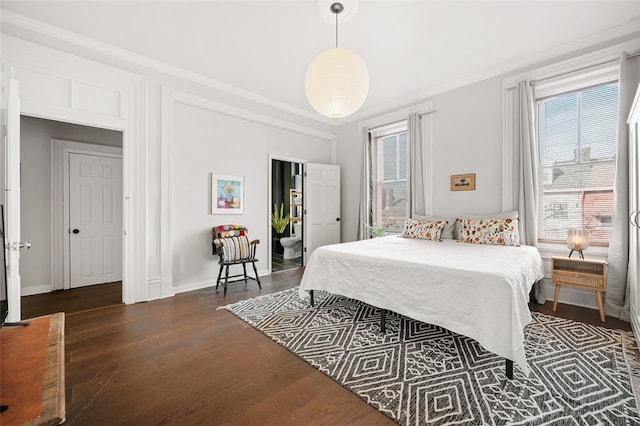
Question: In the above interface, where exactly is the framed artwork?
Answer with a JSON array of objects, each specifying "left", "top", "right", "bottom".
[
  {"left": 450, "top": 173, "right": 476, "bottom": 191},
  {"left": 211, "top": 173, "right": 244, "bottom": 214}
]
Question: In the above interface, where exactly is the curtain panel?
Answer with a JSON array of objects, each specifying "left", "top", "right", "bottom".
[
  {"left": 606, "top": 53, "right": 640, "bottom": 321},
  {"left": 515, "top": 80, "right": 547, "bottom": 304},
  {"left": 408, "top": 113, "right": 426, "bottom": 217},
  {"left": 357, "top": 127, "right": 372, "bottom": 240}
]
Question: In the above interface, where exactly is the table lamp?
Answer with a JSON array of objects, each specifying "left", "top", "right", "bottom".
[{"left": 567, "top": 229, "right": 589, "bottom": 260}]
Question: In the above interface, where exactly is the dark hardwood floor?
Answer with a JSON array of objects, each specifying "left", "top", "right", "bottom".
[
  {"left": 21, "top": 281, "right": 123, "bottom": 319},
  {"left": 19, "top": 270, "right": 631, "bottom": 425},
  {"left": 530, "top": 300, "right": 632, "bottom": 331}
]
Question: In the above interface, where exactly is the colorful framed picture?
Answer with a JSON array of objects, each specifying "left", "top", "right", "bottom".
[
  {"left": 450, "top": 173, "right": 476, "bottom": 191},
  {"left": 211, "top": 173, "right": 244, "bottom": 214}
]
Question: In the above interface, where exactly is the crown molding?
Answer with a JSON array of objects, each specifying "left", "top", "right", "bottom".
[
  {"left": 168, "top": 88, "right": 335, "bottom": 141},
  {"left": 0, "top": 8, "right": 335, "bottom": 127},
  {"left": 3, "top": 8, "right": 639, "bottom": 129},
  {"left": 343, "top": 20, "right": 640, "bottom": 125}
]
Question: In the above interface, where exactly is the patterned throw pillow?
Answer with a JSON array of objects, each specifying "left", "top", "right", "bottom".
[
  {"left": 458, "top": 218, "right": 520, "bottom": 246},
  {"left": 402, "top": 218, "right": 447, "bottom": 241},
  {"left": 216, "top": 224, "right": 246, "bottom": 238},
  {"left": 218, "top": 235, "right": 251, "bottom": 261}
]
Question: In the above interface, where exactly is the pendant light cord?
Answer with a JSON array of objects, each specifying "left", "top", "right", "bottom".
[
  {"left": 331, "top": 2, "right": 343, "bottom": 48},
  {"left": 335, "top": 10, "right": 339, "bottom": 48}
]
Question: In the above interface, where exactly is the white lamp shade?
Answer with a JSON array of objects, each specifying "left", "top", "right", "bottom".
[
  {"left": 566, "top": 229, "right": 590, "bottom": 251},
  {"left": 305, "top": 47, "right": 369, "bottom": 118}
]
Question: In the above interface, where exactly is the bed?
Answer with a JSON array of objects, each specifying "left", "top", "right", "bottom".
[{"left": 298, "top": 234, "right": 544, "bottom": 377}]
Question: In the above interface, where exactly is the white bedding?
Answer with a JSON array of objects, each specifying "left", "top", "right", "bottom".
[{"left": 298, "top": 235, "right": 544, "bottom": 375}]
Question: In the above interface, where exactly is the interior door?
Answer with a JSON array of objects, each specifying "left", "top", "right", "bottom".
[
  {"left": 630, "top": 105, "right": 640, "bottom": 327},
  {"left": 629, "top": 84, "right": 640, "bottom": 335},
  {"left": 69, "top": 153, "right": 123, "bottom": 288},
  {"left": 304, "top": 163, "right": 340, "bottom": 263},
  {"left": 4, "top": 80, "right": 24, "bottom": 321}
]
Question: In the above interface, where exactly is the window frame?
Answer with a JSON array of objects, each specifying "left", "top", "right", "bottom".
[
  {"left": 358, "top": 100, "right": 434, "bottom": 238},
  {"left": 535, "top": 80, "right": 619, "bottom": 246},
  {"left": 501, "top": 44, "right": 640, "bottom": 258}
]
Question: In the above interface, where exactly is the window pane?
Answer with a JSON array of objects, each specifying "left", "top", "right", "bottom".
[
  {"left": 382, "top": 136, "right": 397, "bottom": 181},
  {"left": 374, "top": 130, "right": 409, "bottom": 233},
  {"left": 538, "top": 82, "right": 618, "bottom": 244},
  {"left": 398, "top": 133, "right": 407, "bottom": 180},
  {"left": 581, "top": 84, "right": 618, "bottom": 159},
  {"left": 380, "top": 181, "right": 407, "bottom": 232},
  {"left": 541, "top": 93, "right": 579, "bottom": 163}
]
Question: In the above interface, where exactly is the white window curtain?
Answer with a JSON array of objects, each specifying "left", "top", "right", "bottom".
[
  {"left": 408, "top": 113, "right": 426, "bottom": 217},
  {"left": 514, "top": 80, "right": 547, "bottom": 304},
  {"left": 357, "top": 127, "right": 372, "bottom": 240},
  {"left": 606, "top": 53, "right": 640, "bottom": 321}
]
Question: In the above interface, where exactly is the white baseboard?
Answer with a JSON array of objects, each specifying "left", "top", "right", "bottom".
[
  {"left": 173, "top": 279, "right": 217, "bottom": 295},
  {"left": 147, "top": 277, "right": 162, "bottom": 300},
  {"left": 21, "top": 284, "right": 53, "bottom": 296},
  {"left": 541, "top": 281, "right": 599, "bottom": 310},
  {"left": 537, "top": 273, "right": 601, "bottom": 311},
  {"left": 173, "top": 268, "right": 269, "bottom": 295}
]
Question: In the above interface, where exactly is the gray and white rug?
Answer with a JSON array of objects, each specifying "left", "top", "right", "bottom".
[{"left": 222, "top": 288, "right": 640, "bottom": 425}]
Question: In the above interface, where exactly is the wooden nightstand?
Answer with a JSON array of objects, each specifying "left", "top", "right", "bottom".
[{"left": 551, "top": 255, "right": 608, "bottom": 322}]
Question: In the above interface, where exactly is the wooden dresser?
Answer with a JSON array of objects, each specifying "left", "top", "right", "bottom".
[{"left": 0, "top": 313, "right": 65, "bottom": 426}]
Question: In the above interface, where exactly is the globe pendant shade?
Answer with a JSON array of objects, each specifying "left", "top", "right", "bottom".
[{"left": 305, "top": 47, "right": 369, "bottom": 118}]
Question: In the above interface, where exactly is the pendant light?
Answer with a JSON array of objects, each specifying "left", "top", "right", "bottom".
[{"left": 305, "top": 2, "right": 369, "bottom": 118}]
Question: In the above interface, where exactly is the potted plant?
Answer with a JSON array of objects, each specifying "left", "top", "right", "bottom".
[
  {"left": 368, "top": 224, "right": 386, "bottom": 238},
  {"left": 271, "top": 203, "right": 290, "bottom": 254}
]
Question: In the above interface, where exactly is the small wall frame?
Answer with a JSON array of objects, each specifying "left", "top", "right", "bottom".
[
  {"left": 211, "top": 173, "right": 244, "bottom": 214},
  {"left": 450, "top": 173, "right": 476, "bottom": 191}
]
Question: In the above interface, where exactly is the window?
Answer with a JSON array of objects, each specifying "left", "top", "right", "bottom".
[
  {"left": 537, "top": 82, "right": 619, "bottom": 244},
  {"left": 373, "top": 127, "right": 408, "bottom": 233}
]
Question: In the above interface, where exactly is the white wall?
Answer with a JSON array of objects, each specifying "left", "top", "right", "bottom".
[
  {"left": 430, "top": 77, "right": 504, "bottom": 217},
  {"left": 336, "top": 77, "right": 504, "bottom": 243},
  {"left": 171, "top": 102, "right": 332, "bottom": 292},
  {"left": 20, "top": 116, "right": 122, "bottom": 295}
]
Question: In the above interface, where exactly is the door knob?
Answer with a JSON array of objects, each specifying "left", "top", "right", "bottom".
[
  {"left": 336, "top": 218, "right": 341, "bottom": 222},
  {"left": 72, "top": 229, "right": 80, "bottom": 234},
  {"left": 8, "top": 241, "right": 31, "bottom": 251}
]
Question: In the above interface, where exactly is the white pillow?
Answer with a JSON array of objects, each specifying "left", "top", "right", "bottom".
[
  {"left": 412, "top": 215, "right": 455, "bottom": 239},
  {"left": 453, "top": 210, "right": 520, "bottom": 244}
]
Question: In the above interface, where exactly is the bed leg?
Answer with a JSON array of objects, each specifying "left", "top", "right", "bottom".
[
  {"left": 380, "top": 309, "right": 386, "bottom": 334},
  {"left": 309, "top": 290, "right": 314, "bottom": 307},
  {"left": 505, "top": 359, "right": 513, "bottom": 380}
]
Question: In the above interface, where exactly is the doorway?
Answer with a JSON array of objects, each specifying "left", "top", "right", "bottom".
[
  {"left": 20, "top": 116, "right": 123, "bottom": 302},
  {"left": 271, "top": 159, "right": 304, "bottom": 273}
]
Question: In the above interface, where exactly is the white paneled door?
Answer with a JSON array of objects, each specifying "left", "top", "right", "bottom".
[
  {"left": 69, "top": 153, "right": 123, "bottom": 288},
  {"left": 304, "top": 163, "right": 341, "bottom": 263}
]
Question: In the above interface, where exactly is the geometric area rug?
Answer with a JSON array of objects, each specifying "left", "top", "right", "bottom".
[{"left": 222, "top": 288, "right": 640, "bottom": 425}]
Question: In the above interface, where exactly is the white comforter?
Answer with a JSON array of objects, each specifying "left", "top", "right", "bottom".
[{"left": 298, "top": 236, "right": 544, "bottom": 375}]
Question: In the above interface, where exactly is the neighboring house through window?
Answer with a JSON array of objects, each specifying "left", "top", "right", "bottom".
[{"left": 536, "top": 82, "right": 619, "bottom": 244}]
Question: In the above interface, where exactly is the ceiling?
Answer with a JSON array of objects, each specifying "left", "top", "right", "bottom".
[{"left": 2, "top": 1, "right": 640, "bottom": 124}]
